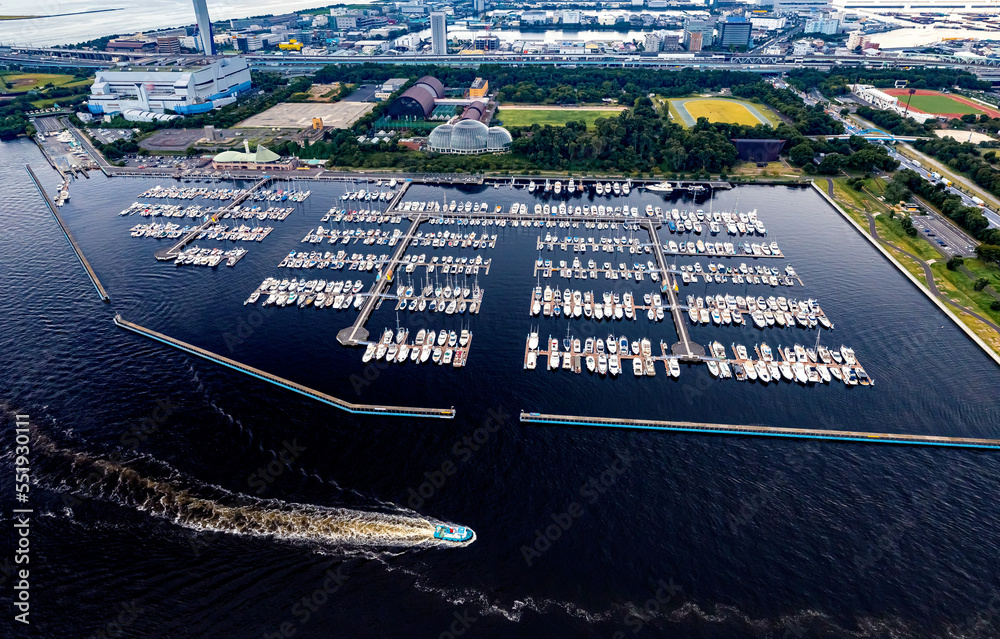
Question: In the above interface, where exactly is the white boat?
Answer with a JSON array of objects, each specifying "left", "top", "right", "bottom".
[
  {"left": 526, "top": 351, "right": 537, "bottom": 370},
  {"left": 668, "top": 358, "right": 680, "bottom": 378},
  {"left": 608, "top": 355, "right": 620, "bottom": 376},
  {"left": 632, "top": 357, "right": 644, "bottom": 376},
  {"left": 646, "top": 181, "right": 674, "bottom": 193}
]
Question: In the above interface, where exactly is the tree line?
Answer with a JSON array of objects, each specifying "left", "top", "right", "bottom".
[{"left": 913, "top": 135, "right": 1000, "bottom": 200}]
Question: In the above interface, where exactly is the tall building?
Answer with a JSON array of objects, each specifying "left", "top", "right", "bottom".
[
  {"left": 430, "top": 12, "right": 447, "bottom": 55},
  {"left": 192, "top": 0, "right": 215, "bottom": 55},
  {"left": 683, "top": 19, "right": 714, "bottom": 51},
  {"left": 804, "top": 13, "right": 839, "bottom": 34},
  {"left": 473, "top": 0, "right": 486, "bottom": 14},
  {"left": 717, "top": 16, "right": 752, "bottom": 50}
]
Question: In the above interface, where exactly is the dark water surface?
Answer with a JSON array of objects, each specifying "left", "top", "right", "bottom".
[{"left": 2, "top": 139, "right": 1000, "bottom": 638}]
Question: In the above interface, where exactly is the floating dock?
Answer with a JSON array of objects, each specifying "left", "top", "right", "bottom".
[
  {"left": 26, "top": 164, "right": 110, "bottom": 302},
  {"left": 338, "top": 214, "right": 427, "bottom": 346},
  {"left": 154, "top": 176, "right": 272, "bottom": 261},
  {"left": 520, "top": 412, "right": 1000, "bottom": 449},
  {"left": 113, "top": 314, "right": 455, "bottom": 419}
]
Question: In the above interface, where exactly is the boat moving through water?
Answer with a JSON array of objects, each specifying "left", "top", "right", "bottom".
[{"left": 434, "top": 525, "right": 476, "bottom": 543}]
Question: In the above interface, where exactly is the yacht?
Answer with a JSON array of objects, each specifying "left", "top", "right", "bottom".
[{"left": 646, "top": 181, "right": 674, "bottom": 194}]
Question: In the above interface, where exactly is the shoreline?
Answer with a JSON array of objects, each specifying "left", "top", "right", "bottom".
[
  {"left": 812, "top": 179, "right": 1000, "bottom": 368},
  {"left": 0, "top": 8, "right": 124, "bottom": 21}
]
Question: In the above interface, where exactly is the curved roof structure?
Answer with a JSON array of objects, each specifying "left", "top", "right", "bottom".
[
  {"left": 451, "top": 120, "right": 489, "bottom": 153},
  {"left": 414, "top": 75, "right": 445, "bottom": 99},
  {"left": 387, "top": 84, "right": 437, "bottom": 118},
  {"left": 487, "top": 126, "right": 513, "bottom": 152},
  {"left": 461, "top": 101, "right": 486, "bottom": 121},
  {"left": 428, "top": 124, "right": 454, "bottom": 151},
  {"left": 428, "top": 121, "right": 511, "bottom": 155}
]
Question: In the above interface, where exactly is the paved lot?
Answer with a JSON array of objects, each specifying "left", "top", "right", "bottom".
[
  {"left": 911, "top": 214, "right": 978, "bottom": 257},
  {"left": 237, "top": 101, "right": 374, "bottom": 129},
  {"left": 90, "top": 128, "right": 134, "bottom": 144},
  {"left": 342, "top": 84, "right": 378, "bottom": 103},
  {"left": 140, "top": 128, "right": 245, "bottom": 151}
]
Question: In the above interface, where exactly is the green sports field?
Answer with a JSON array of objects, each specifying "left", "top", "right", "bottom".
[
  {"left": 906, "top": 95, "right": 982, "bottom": 116},
  {"left": 0, "top": 72, "right": 92, "bottom": 94},
  {"left": 498, "top": 108, "right": 625, "bottom": 128}
]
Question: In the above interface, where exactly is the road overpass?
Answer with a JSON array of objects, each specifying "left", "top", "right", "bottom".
[{"left": 2, "top": 45, "right": 999, "bottom": 81}]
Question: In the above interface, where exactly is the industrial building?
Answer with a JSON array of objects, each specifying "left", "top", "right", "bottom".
[
  {"left": 427, "top": 120, "right": 512, "bottom": 155},
  {"left": 87, "top": 56, "right": 252, "bottom": 116},
  {"left": 386, "top": 76, "right": 446, "bottom": 119},
  {"left": 375, "top": 78, "right": 409, "bottom": 101}
]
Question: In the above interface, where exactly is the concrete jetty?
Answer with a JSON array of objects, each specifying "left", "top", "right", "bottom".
[
  {"left": 26, "top": 164, "right": 110, "bottom": 302},
  {"left": 642, "top": 219, "right": 704, "bottom": 360},
  {"left": 114, "top": 314, "right": 455, "bottom": 419},
  {"left": 520, "top": 412, "right": 1000, "bottom": 449}
]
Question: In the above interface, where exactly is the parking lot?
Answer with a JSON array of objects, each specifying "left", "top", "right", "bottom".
[
  {"left": 911, "top": 213, "right": 978, "bottom": 258},
  {"left": 90, "top": 128, "right": 134, "bottom": 145}
]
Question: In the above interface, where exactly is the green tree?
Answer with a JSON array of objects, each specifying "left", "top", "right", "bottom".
[
  {"left": 974, "top": 277, "right": 989, "bottom": 291},
  {"left": 946, "top": 255, "right": 964, "bottom": 270}
]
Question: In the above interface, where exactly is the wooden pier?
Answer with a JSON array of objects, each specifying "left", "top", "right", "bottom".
[
  {"left": 113, "top": 314, "right": 455, "bottom": 419},
  {"left": 519, "top": 411, "right": 1000, "bottom": 450},
  {"left": 26, "top": 164, "right": 110, "bottom": 302},
  {"left": 338, "top": 214, "right": 427, "bottom": 346},
  {"left": 154, "top": 176, "right": 273, "bottom": 261}
]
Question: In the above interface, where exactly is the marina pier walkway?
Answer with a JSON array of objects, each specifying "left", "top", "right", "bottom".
[
  {"left": 154, "top": 176, "right": 273, "bottom": 261},
  {"left": 114, "top": 314, "right": 455, "bottom": 419},
  {"left": 520, "top": 412, "right": 1000, "bottom": 449},
  {"left": 27, "top": 164, "right": 110, "bottom": 302},
  {"left": 338, "top": 212, "right": 427, "bottom": 346},
  {"left": 643, "top": 219, "right": 704, "bottom": 360}
]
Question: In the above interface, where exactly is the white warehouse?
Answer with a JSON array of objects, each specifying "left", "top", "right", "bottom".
[{"left": 87, "top": 56, "right": 252, "bottom": 117}]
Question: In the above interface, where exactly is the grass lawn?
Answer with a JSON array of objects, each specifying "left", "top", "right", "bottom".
[
  {"left": 830, "top": 178, "right": 1000, "bottom": 352},
  {"left": 0, "top": 72, "right": 91, "bottom": 94},
  {"left": 907, "top": 94, "right": 983, "bottom": 116},
  {"left": 498, "top": 108, "right": 623, "bottom": 128},
  {"left": 29, "top": 97, "right": 70, "bottom": 109}
]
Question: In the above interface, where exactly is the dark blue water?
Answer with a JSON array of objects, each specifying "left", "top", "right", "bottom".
[{"left": 3, "top": 138, "right": 1000, "bottom": 638}]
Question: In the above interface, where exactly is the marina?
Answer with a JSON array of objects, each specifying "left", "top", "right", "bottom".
[
  {"left": 153, "top": 176, "right": 272, "bottom": 261},
  {"left": 54, "top": 168, "right": 975, "bottom": 440}
]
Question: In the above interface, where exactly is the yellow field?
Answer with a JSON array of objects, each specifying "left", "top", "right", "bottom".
[{"left": 682, "top": 99, "right": 764, "bottom": 126}]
